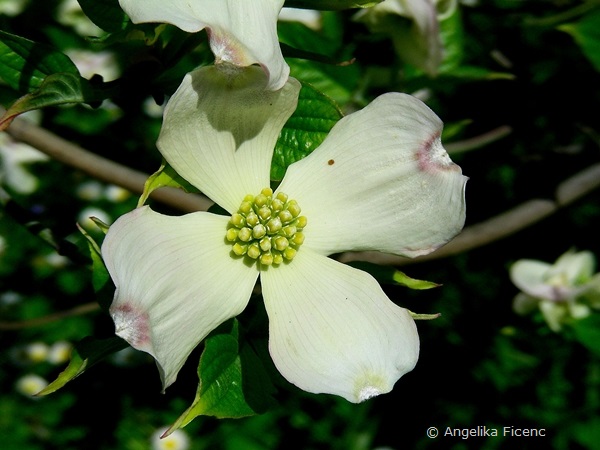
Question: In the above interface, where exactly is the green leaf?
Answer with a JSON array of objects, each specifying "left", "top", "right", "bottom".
[
  {"left": 138, "top": 160, "right": 199, "bottom": 207},
  {"left": 272, "top": 82, "right": 343, "bottom": 181},
  {"left": 167, "top": 320, "right": 275, "bottom": 433},
  {"left": 559, "top": 10, "right": 600, "bottom": 72},
  {"left": 76, "top": 223, "right": 110, "bottom": 295},
  {"left": 284, "top": 0, "right": 383, "bottom": 10},
  {"left": 0, "top": 31, "right": 79, "bottom": 92},
  {"left": 0, "top": 72, "right": 99, "bottom": 130},
  {"left": 77, "top": 0, "right": 129, "bottom": 33},
  {"left": 348, "top": 261, "right": 441, "bottom": 290},
  {"left": 37, "top": 336, "right": 128, "bottom": 396},
  {"left": 438, "top": 2, "right": 465, "bottom": 74},
  {"left": 571, "top": 313, "right": 600, "bottom": 357}
]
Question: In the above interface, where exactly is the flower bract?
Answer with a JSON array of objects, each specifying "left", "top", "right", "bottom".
[
  {"left": 510, "top": 249, "right": 600, "bottom": 331},
  {"left": 354, "top": 0, "right": 457, "bottom": 75},
  {"left": 101, "top": 63, "right": 467, "bottom": 402},
  {"left": 118, "top": 0, "right": 289, "bottom": 90}
]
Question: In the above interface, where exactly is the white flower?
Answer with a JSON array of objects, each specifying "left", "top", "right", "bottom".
[
  {"left": 0, "top": 0, "right": 29, "bottom": 16},
  {"left": 354, "top": 0, "right": 457, "bottom": 75},
  {"left": 510, "top": 249, "right": 600, "bottom": 331},
  {"left": 101, "top": 64, "right": 467, "bottom": 402},
  {"left": 151, "top": 427, "right": 190, "bottom": 450},
  {"left": 78, "top": 206, "right": 112, "bottom": 232},
  {"left": 15, "top": 374, "right": 48, "bottom": 397},
  {"left": 0, "top": 132, "right": 49, "bottom": 194},
  {"left": 65, "top": 49, "right": 120, "bottom": 82},
  {"left": 47, "top": 341, "right": 73, "bottom": 365},
  {"left": 77, "top": 181, "right": 105, "bottom": 201},
  {"left": 24, "top": 342, "right": 50, "bottom": 363},
  {"left": 57, "top": 0, "right": 104, "bottom": 37},
  {"left": 118, "top": 0, "right": 289, "bottom": 90},
  {"left": 279, "top": 7, "right": 322, "bottom": 31}
]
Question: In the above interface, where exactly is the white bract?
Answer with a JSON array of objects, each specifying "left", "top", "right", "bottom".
[
  {"left": 510, "top": 249, "right": 600, "bottom": 331},
  {"left": 101, "top": 64, "right": 467, "bottom": 402},
  {"left": 118, "top": 0, "right": 288, "bottom": 90},
  {"left": 354, "top": 0, "right": 457, "bottom": 75}
]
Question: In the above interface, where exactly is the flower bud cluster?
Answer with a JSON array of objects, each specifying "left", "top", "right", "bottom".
[{"left": 227, "top": 188, "right": 307, "bottom": 266}]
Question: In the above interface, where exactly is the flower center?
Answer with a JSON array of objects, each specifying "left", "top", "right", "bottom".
[{"left": 226, "top": 188, "right": 307, "bottom": 266}]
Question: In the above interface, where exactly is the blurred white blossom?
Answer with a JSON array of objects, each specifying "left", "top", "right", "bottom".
[
  {"left": 104, "top": 185, "right": 131, "bottom": 203},
  {"left": 15, "top": 374, "right": 48, "bottom": 397},
  {"left": 24, "top": 342, "right": 50, "bottom": 363},
  {"left": 151, "top": 427, "right": 190, "bottom": 450},
  {"left": 279, "top": 7, "right": 321, "bottom": 30},
  {"left": 0, "top": 120, "right": 49, "bottom": 194},
  {"left": 57, "top": 0, "right": 103, "bottom": 37},
  {"left": 76, "top": 181, "right": 105, "bottom": 201},
  {"left": 510, "top": 249, "right": 600, "bottom": 331},
  {"left": 66, "top": 49, "right": 120, "bottom": 82},
  {"left": 0, "top": 0, "right": 28, "bottom": 16},
  {"left": 354, "top": 0, "right": 457, "bottom": 75},
  {"left": 78, "top": 206, "right": 112, "bottom": 232},
  {"left": 47, "top": 341, "right": 73, "bottom": 365}
]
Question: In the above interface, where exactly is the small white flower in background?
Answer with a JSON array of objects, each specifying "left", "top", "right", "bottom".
[
  {"left": 279, "top": 7, "right": 322, "bottom": 30},
  {"left": 24, "top": 342, "right": 50, "bottom": 363},
  {"left": 65, "top": 49, "right": 120, "bottom": 82},
  {"left": 0, "top": 290, "right": 21, "bottom": 306},
  {"left": 510, "top": 249, "right": 600, "bottom": 332},
  {"left": 77, "top": 181, "right": 131, "bottom": 203},
  {"left": 42, "top": 252, "right": 70, "bottom": 269},
  {"left": 143, "top": 97, "right": 165, "bottom": 119},
  {"left": 78, "top": 206, "right": 112, "bottom": 232},
  {"left": 47, "top": 341, "right": 73, "bottom": 365},
  {"left": 0, "top": 0, "right": 28, "bottom": 16},
  {"left": 57, "top": 0, "right": 103, "bottom": 37},
  {"left": 151, "top": 427, "right": 190, "bottom": 450},
  {"left": 76, "top": 181, "right": 105, "bottom": 201},
  {"left": 104, "top": 185, "right": 131, "bottom": 203},
  {"left": 15, "top": 374, "right": 48, "bottom": 397},
  {"left": 118, "top": 0, "right": 289, "bottom": 90},
  {"left": 102, "top": 64, "right": 467, "bottom": 402},
  {"left": 0, "top": 112, "right": 49, "bottom": 194},
  {"left": 354, "top": 0, "right": 457, "bottom": 75}
]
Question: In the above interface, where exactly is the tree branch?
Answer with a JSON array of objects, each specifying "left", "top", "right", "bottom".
[
  {"left": 1, "top": 108, "right": 213, "bottom": 213},
  {"left": 0, "top": 302, "right": 100, "bottom": 330}
]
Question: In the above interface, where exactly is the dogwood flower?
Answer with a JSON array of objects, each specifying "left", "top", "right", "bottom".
[
  {"left": 354, "top": 0, "right": 457, "bottom": 75},
  {"left": 510, "top": 249, "right": 600, "bottom": 331},
  {"left": 101, "top": 64, "right": 467, "bottom": 402},
  {"left": 118, "top": 0, "right": 288, "bottom": 90}
]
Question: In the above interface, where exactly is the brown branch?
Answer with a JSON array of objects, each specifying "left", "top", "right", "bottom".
[
  {"left": 0, "top": 302, "right": 100, "bottom": 330},
  {"left": 1, "top": 108, "right": 214, "bottom": 213}
]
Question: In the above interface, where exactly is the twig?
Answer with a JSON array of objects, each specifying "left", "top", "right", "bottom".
[
  {"left": 0, "top": 302, "right": 100, "bottom": 330},
  {"left": 445, "top": 125, "right": 512, "bottom": 154},
  {"left": 1, "top": 108, "right": 214, "bottom": 213}
]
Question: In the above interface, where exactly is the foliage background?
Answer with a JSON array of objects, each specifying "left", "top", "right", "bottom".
[{"left": 1, "top": 0, "right": 600, "bottom": 449}]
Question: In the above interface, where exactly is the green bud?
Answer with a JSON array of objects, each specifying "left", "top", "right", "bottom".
[
  {"left": 227, "top": 188, "right": 306, "bottom": 268},
  {"left": 253, "top": 224, "right": 267, "bottom": 239},
  {"left": 274, "top": 236, "right": 289, "bottom": 251}
]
